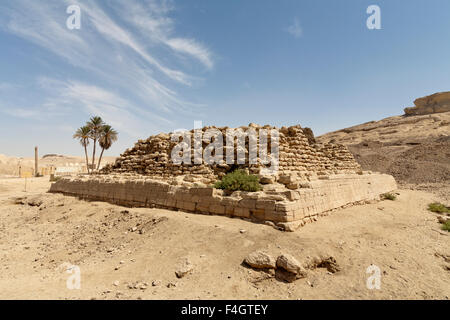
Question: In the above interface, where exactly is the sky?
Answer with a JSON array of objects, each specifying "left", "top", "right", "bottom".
[{"left": 1, "top": 0, "right": 450, "bottom": 157}]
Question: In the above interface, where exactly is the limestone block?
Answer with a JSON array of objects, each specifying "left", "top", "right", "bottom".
[
  {"left": 234, "top": 207, "right": 250, "bottom": 218},
  {"left": 210, "top": 204, "right": 226, "bottom": 215}
]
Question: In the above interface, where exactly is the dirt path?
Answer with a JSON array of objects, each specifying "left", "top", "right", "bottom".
[{"left": 0, "top": 177, "right": 448, "bottom": 300}]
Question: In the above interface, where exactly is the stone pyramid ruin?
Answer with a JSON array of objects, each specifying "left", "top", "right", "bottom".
[
  {"left": 50, "top": 124, "right": 397, "bottom": 231},
  {"left": 102, "top": 124, "right": 361, "bottom": 182}
]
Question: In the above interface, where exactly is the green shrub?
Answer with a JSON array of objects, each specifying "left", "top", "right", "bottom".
[
  {"left": 441, "top": 220, "right": 450, "bottom": 232},
  {"left": 382, "top": 193, "right": 396, "bottom": 201},
  {"left": 428, "top": 203, "right": 450, "bottom": 214},
  {"left": 214, "top": 170, "right": 262, "bottom": 192}
]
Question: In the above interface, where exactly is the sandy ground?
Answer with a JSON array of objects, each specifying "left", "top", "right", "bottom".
[
  {"left": 0, "top": 177, "right": 448, "bottom": 300},
  {"left": 0, "top": 154, "right": 116, "bottom": 176}
]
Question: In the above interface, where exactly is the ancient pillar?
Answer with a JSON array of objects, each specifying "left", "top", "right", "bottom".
[{"left": 35, "top": 146, "right": 39, "bottom": 177}]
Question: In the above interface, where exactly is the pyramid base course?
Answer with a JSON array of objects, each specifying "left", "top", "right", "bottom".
[{"left": 49, "top": 172, "right": 397, "bottom": 231}]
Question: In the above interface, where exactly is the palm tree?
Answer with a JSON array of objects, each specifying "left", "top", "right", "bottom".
[
  {"left": 73, "top": 126, "right": 91, "bottom": 174},
  {"left": 87, "top": 116, "right": 104, "bottom": 172},
  {"left": 97, "top": 125, "right": 118, "bottom": 169}
]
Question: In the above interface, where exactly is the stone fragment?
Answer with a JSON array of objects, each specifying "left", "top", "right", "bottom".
[
  {"left": 152, "top": 280, "right": 162, "bottom": 286},
  {"left": 26, "top": 196, "right": 44, "bottom": 207},
  {"left": 175, "top": 258, "right": 193, "bottom": 278},
  {"left": 244, "top": 251, "right": 277, "bottom": 269},
  {"left": 276, "top": 254, "right": 307, "bottom": 277},
  {"left": 317, "top": 256, "right": 341, "bottom": 273},
  {"left": 259, "top": 175, "right": 276, "bottom": 184},
  {"left": 275, "top": 269, "right": 297, "bottom": 283}
]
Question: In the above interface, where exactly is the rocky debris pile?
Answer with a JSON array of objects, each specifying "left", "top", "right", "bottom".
[
  {"left": 102, "top": 124, "right": 360, "bottom": 184},
  {"left": 243, "top": 250, "right": 340, "bottom": 283},
  {"left": 404, "top": 92, "right": 450, "bottom": 116},
  {"left": 305, "top": 255, "right": 341, "bottom": 273},
  {"left": 14, "top": 196, "right": 44, "bottom": 207}
]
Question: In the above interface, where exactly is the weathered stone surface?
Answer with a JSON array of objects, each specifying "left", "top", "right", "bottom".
[
  {"left": 244, "top": 251, "right": 276, "bottom": 269},
  {"left": 26, "top": 196, "right": 44, "bottom": 207},
  {"left": 275, "top": 269, "right": 298, "bottom": 283},
  {"left": 175, "top": 258, "right": 193, "bottom": 278},
  {"left": 101, "top": 124, "right": 362, "bottom": 179},
  {"left": 276, "top": 254, "right": 307, "bottom": 277},
  {"left": 317, "top": 256, "right": 341, "bottom": 273},
  {"left": 49, "top": 172, "right": 397, "bottom": 228},
  {"left": 259, "top": 175, "right": 276, "bottom": 184}
]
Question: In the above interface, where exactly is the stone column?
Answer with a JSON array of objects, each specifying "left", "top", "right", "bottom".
[{"left": 35, "top": 146, "right": 39, "bottom": 177}]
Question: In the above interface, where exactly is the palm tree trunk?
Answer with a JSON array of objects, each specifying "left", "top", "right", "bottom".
[
  {"left": 91, "top": 139, "right": 97, "bottom": 173},
  {"left": 84, "top": 144, "right": 90, "bottom": 174},
  {"left": 97, "top": 148, "right": 105, "bottom": 170}
]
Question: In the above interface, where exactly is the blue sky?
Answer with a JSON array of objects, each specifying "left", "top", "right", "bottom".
[{"left": 1, "top": 0, "right": 450, "bottom": 157}]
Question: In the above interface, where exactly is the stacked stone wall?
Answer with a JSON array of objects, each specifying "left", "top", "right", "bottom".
[
  {"left": 50, "top": 172, "right": 397, "bottom": 231},
  {"left": 104, "top": 124, "right": 361, "bottom": 180}
]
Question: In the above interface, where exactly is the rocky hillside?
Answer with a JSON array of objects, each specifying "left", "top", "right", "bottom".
[{"left": 318, "top": 92, "right": 450, "bottom": 197}]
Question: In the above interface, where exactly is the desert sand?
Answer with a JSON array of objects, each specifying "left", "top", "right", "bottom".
[
  {"left": 0, "top": 177, "right": 448, "bottom": 300},
  {"left": 0, "top": 154, "right": 116, "bottom": 177}
]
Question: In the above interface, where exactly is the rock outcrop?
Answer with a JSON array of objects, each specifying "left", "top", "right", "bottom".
[{"left": 404, "top": 92, "right": 450, "bottom": 116}]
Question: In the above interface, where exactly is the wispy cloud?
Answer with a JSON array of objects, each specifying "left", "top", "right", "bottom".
[
  {"left": 39, "top": 77, "right": 175, "bottom": 137},
  {"left": 285, "top": 18, "right": 303, "bottom": 38},
  {"left": 0, "top": 0, "right": 214, "bottom": 136},
  {"left": 0, "top": 83, "right": 19, "bottom": 91},
  {"left": 115, "top": 0, "right": 214, "bottom": 70}
]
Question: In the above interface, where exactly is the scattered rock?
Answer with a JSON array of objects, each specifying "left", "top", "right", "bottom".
[
  {"left": 276, "top": 254, "right": 307, "bottom": 277},
  {"left": 437, "top": 216, "right": 449, "bottom": 224},
  {"left": 264, "top": 221, "right": 276, "bottom": 228},
  {"left": 13, "top": 197, "right": 26, "bottom": 205},
  {"left": 113, "top": 280, "right": 120, "bottom": 286},
  {"left": 26, "top": 196, "right": 44, "bottom": 207},
  {"left": 128, "top": 281, "right": 148, "bottom": 290},
  {"left": 175, "top": 258, "right": 193, "bottom": 278},
  {"left": 152, "top": 280, "right": 162, "bottom": 287},
  {"left": 277, "top": 221, "right": 304, "bottom": 232},
  {"left": 244, "top": 251, "right": 277, "bottom": 269},
  {"left": 306, "top": 255, "right": 341, "bottom": 273},
  {"left": 317, "top": 256, "right": 341, "bottom": 273}
]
